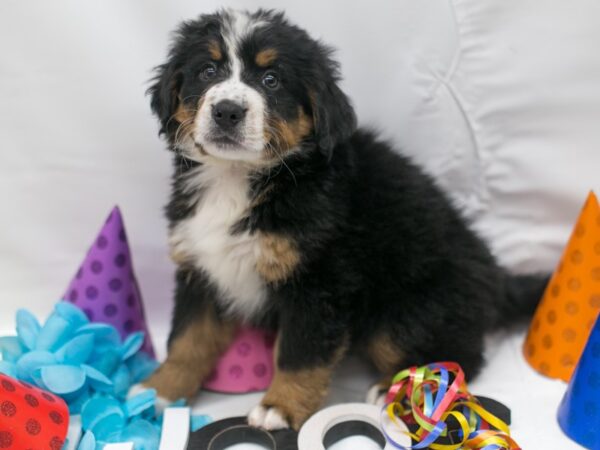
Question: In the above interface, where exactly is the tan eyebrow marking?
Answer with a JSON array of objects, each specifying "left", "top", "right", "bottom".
[
  {"left": 208, "top": 40, "right": 222, "bottom": 61},
  {"left": 255, "top": 48, "right": 278, "bottom": 67}
]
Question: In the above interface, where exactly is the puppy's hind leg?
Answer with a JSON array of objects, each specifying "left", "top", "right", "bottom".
[{"left": 365, "top": 332, "right": 406, "bottom": 406}]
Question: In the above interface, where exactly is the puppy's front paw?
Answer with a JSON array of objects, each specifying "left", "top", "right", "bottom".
[
  {"left": 128, "top": 383, "right": 171, "bottom": 415},
  {"left": 248, "top": 404, "right": 290, "bottom": 430}
]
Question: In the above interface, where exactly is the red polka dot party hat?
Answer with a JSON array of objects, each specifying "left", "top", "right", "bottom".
[
  {"left": 524, "top": 191, "right": 600, "bottom": 381},
  {"left": 63, "top": 206, "right": 154, "bottom": 356},
  {"left": 0, "top": 373, "right": 69, "bottom": 449}
]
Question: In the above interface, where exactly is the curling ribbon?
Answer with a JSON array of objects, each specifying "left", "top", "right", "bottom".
[{"left": 381, "top": 362, "right": 521, "bottom": 450}]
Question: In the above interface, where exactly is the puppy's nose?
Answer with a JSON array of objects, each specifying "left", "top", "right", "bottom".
[{"left": 212, "top": 100, "right": 246, "bottom": 129}]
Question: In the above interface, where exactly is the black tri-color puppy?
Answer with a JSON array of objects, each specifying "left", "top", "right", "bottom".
[{"left": 141, "top": 8, "right": 546, "bottom": 430}]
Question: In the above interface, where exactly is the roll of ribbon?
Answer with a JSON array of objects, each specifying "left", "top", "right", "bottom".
[
  {"left": 298, "top": 403, "right": 411, "bottom": 450},
  {"left": 0, "top": 373, "right": 69, "bottom": 449},
  {"left": 187, "top": 417, "right": 298, "bottom": 450}
]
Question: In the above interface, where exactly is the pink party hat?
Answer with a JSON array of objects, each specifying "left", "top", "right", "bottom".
[
  {"left": 203, "top": 327, "right": 275, "bottom": 393},
  {"left": 63, "top": 206, "right": 154, "bottom": 356}
]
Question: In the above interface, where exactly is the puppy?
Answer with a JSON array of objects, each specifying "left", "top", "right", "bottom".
[{"left": 142, "top": 9, "right": 547, "bottom": 430}]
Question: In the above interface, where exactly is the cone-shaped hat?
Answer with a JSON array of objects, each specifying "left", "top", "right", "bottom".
[
  {"left": 63, "top": 206, "right": 154, "bottom": 356},
  {"left": 524, "top": 192, "right": 600, "bottom": 380},
  {"left": 558, "top": 315, "right": 600, "bottom": 448},
  {"left": 203, "top": 327, "right": 275, "bottom": 393}
]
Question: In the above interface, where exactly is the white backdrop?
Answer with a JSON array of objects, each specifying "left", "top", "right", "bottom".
[{"left": 1, "top": 0, "right": 600, "bottom": 448}]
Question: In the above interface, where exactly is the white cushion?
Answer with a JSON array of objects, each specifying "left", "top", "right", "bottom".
[{"left": 393, "top": 0, "right": 600, "bottom": 272}]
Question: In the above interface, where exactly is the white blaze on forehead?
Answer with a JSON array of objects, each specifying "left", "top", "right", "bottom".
[
  {"left": 222, "top": 9, "right": 267, "bottom": 80},
  {"left": 192, "top": 9, "right": 268, "bottom": 161}
]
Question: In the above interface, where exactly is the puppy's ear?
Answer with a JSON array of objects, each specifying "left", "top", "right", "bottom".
[
  {"left": 148, "top": 61, "right": 183, "bottom": 135},
  {"left": 148, "top": 14, "right": 221, "bottom": 136},
  {"left": 309, "top": 50, "right": 357, "bottom": 158}
]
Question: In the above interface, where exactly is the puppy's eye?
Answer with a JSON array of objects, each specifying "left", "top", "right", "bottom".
[
  {"left": 200, "top": 63, "right": 217, "bottom": 81},
  {"left": 262, "top": 71, "right": 279, "bottom": 89}
]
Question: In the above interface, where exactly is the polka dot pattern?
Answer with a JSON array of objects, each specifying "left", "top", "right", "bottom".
[
  {"left": 61, "top": 206, "right": 154, "bottom": 356},
  {"left": 524, "top": 192, "right": 600, "bottom": 381},
  {"left": 1, "top": 402, "right": 16, "bottom": 417},
  {"left": 0, "top": 431, "right": 13, "bottom": 448},
  {"left": 557, "top": 310, "right": 600, "bottom": 449},
  {"left": 49, "top": 436, "right": 64, "bottom": 450},
  {"left": 0, "top": 380, "right": 15, "bottom": 392},
  {"left": 0, "top": 374, "right": 68, "bottom": 449},
  {"left": 25, "top": 419, "right": 41, "bottom": 435},
  {"left": 23, "top": 394, "right": 38, "bottom": 408},
  {"left": 203, "top": 328, "right": 275, "bottom": 393},
  {"left": 40, "top": 393, "right": 55, "bottom": 403},
  {"left": 48, "top": 411, "right": 63, "bottom": 425}
]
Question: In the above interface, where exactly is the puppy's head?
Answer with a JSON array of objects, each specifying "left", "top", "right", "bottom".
[{"left": 149, "top": 9, "right": 356, "bottom": 164}]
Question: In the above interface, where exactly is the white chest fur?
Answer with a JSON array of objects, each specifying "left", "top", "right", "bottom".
[{"left": 169, "top": 163, "right": 267, "bottom": 320}]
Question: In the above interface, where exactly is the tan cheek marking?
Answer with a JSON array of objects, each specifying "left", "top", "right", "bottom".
[
  {"left": 256, "top": 233, "right": 300, "bottom": 284},
  {"left": 142, "top": 305, "right": 236, "bottom": 401},
  {"left": 172, "top": 97, "right": 205, "bottom": 146},
  {"left": 208, "top": 40, "right": 222, "bottom": 61},
  {"left": 255, "top": 48, "right": 278, "bottom": 67},
  {"left": 174, "top": 104, "right": 193, "bottom": 124},
  {"left": 172, "top": 105, "right": 195, "bottom": 143},
  {"left": 169, "top": 248, "right": 187, "bottom": 265},
  {"left": 265, "top": 107, "right": 313, "bottom": 157},
  {"left": 367, "top": 332, "right": 405, "bottom": 376}
]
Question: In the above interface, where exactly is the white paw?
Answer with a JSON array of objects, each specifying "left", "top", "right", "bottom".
[
  {"left": 248, "top": 404, "right": 289, "bottom": 430},
  {"left": 248, "top": 404, "right": 267, "bottom": 427},
  {"left": 128, "top": 383, "right": 171, "bottom": 415},
  {"left": 366, "top": 383, "right": 388, "bottom": 407}
]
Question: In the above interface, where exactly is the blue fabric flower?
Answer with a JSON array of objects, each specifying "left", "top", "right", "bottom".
[{"left": 0, "top": 301, "right": 211, "bottom": 449}]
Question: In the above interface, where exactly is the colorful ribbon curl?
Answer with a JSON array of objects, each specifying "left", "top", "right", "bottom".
[{"left": 381, "top": 362, "right": 521, "bottom": 450}]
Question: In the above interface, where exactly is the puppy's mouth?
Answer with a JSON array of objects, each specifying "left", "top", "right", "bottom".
[
  {"left": 208, "top": 134, "right": 244, "bottom": 149},
  {"left": 195, "top": 131, "right": 263, "bottom": 161}
]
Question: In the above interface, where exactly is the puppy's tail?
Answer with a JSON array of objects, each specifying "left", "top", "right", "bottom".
[{"left": 500, "top": 272, "right": 550, "bottom": 322}]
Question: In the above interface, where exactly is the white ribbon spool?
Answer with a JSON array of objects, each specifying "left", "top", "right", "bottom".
[
  {"left": 159, "top": 407, "right": 191, "bottom": 450},
  {"left": 104, "top": 444, "right": 134, "bottom": 450},
  {"left": 297, "top": 403, "right": 411, "bottom": 449}
]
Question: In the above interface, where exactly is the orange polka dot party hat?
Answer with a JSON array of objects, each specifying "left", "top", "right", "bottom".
[{"left": 524, "top": 191, "right": 600, "bottom": 381}]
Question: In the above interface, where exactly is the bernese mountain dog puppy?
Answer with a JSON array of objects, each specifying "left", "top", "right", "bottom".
[{"left": 141, "top": 8, "right": 547, "bottom": 430}]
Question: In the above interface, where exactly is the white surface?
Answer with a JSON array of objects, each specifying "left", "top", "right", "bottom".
[
  {"left": 159, "top": 407, "right": 190, "bottom": 450},
  {"left": 1, "top": 1, "right": 599, "bottom": 449},
  {"left": 104, "top": 443, "right": 134, "bottom": 450}
]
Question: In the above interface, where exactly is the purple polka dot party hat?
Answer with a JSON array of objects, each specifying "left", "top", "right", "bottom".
[
  {"left": 558, "top": 314, "right": 600, "bottom": 449},
  {"left": 63, "top": 206, "right": 154, "bottom": 357}
]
